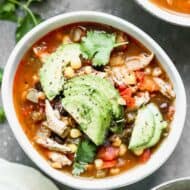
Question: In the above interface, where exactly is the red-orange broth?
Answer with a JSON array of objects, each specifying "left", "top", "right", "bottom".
[{"left": 13, "top": 22, "right": 175, "bottom": 178}]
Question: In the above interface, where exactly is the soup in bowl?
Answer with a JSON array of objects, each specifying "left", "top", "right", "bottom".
[
  {"left": 135, "top": 0, "right": 190, "bottom": 27},
  {"left": 2, "top": 12, "right": 186, "bottom": 189}
]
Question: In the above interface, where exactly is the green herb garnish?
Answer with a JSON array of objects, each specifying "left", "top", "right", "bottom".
[
  {"left": 80, "top": 31, "right": 128, "bottom": 67},
  {"left": 72, "top": 139, "right": 97, "bottom": 176},
  {"left": 72, "top": 162, "right": 86, "bottom": 176},
  {"left": 0, "top": 107, "right": 6, "bottom": 123},
  {"left": 0, "top": 68, "right": 3, "bottom": 85},
  {"left": 0, "top": 0, "right": 43, "bottom": 42}
]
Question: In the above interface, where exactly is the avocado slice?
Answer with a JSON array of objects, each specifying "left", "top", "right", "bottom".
[
  {"left": 62, "top": 94, "right": 111, "bottom": 145},
  {"left": 146, "top": 103, "right": 167, "bottom": 147},
  {"left": 128, "top": 106, "right": 155, "bottom": 150},
  {"left": 129, "top": 103, "right": 167, "bottom": 154},
  {"left": 39, "top": 43, "right": 81, "bottom": 100},
  {"left": 65, "top": 74, "right": 123, "bottom": 119}
]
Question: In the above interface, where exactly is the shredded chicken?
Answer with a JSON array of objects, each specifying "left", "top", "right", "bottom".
[
  {"left": 125, "top": 52, "right": 154, "bottom": 71},
  {"left": 45, "top": 100, "right": 69, "bottom": 138},
  {"left": 36, "top": 137, "right": 72, "bottom": 153},
  {"left": 154, "top": 77, "right": 175, "bottom": 99},
  {"left": 105, "top": 65, "right": 137, "bottom": 86},
  {"left": 48, "top": 152, "right": 71, "bottom": 169},
  {"left": 134, "top": 92, "right": 150, "bottom": 108}
]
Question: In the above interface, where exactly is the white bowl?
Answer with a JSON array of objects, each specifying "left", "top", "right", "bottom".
[
  {"left": 2, "top": 11, "right": 186, "bottom": 190},
  {"left": 135, "top": 0, "right": 190, "bottom": 27},
  {"left": 152, "top": 177, "right": 190, "bottom": 190}
]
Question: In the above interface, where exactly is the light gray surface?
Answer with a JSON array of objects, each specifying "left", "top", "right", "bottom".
[{"left": 0, "top": 0, "right": 189, "bottom": 190}]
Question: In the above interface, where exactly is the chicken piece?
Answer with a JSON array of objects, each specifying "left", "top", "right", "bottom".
[
  {"left": 134, "top": 92, "right": 150, "bottom": 108},
  {"left": 107, "top": 66, "right": 136, "bottom": 86},
  {"left": 36, "top": 124, "right": 51, "bottom": 139},
  {"left": 36, "top": 137, "right": 72, "bottom": 153},
  {"left": 126, "top": 52, "right": 154, "bottom": 71},
  {"left": 153, "top": 77, "right": 175, "bottom": 99},
  {"left": 48, "top": 152, "right": 72, "bottom": 169},
  {"left": 45, "top": 100, "right": 69, "bottom": 138}
]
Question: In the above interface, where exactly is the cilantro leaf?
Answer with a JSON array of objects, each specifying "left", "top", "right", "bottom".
[
  {"left": 0, "top": 107, "right": 6, "bottom": 123},
  {"left": 72, "top": 162, "right": 86, "bottom": 176},
  {"left": 16, "top": 12, "right": 42, "bottom": 42},
  {"left": 110, "top": 119, "right": 125, "bottom": 134},
  {"left": 0, "top": 68, "right": 3, "bottom": 85},
  {"left": 0, "top": 1, "right": 17, "bottom": 22},
  {"left": 81, "top": 31, "right": 116, "bottom": 67},
  {"left": 75, "top": 139, "right": 97, "bottom": 163}
]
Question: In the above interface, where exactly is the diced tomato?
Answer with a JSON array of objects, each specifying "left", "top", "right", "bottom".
[
  {"left": 167, "top": 106, "right": 175, "bottom": 121},
  {"left": 117, "top": 84, "right": 127, "bottom": 92},
  {"left": 122, "top": 95, "right": 135, "bottom": 108},
  {"left": 140, "top": 149, "right": 151, "bottom": 163},
  {"left": 138, "top": 76, "right": 159, "bottom": 92},
  {"left": 119, "top": 87, "right": 135, "bottom": 108},
  {"left": 98, "top": 146, "right": 119, "bottom": 161},
  {"left": 101, "top": 160, "right": 117, "bottom": 169},
  {"left": 120, "top": 87, "right": 132, "bottom": 97},
  {"left": 135, "top": 71, "right": 145, "bottom": 82},
  {"left": 67, "top": 153, "right": 75, "bottom": 161}
]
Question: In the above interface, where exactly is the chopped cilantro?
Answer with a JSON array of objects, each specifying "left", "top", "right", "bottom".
[
  {"left": 72, "top": 162, "right": 86, "bottom": 176},
  {"left": 0, "top": 107, "right": 6, "bottom": 123},
  {"left": 75, "top": 139, "right": 97, "bottom": 163},
  {"left": 72, "top": 139, "right": 97, "bottom": 176},
  {"left": 80, "top": 31, "right": 128, "bottom": 66}
]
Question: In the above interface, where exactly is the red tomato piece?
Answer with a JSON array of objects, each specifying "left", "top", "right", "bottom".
[
  {"left": 117, "top": 84, "right": 127, "bottom": 92},
  {"left": 140, "top": 149, "right": 151, "bottom": 163},
  {"left": 98, "top": 146, "right": 119, "bottom": 161},
  {"left": 138, "top": 76, "right": 159, "bottom": 92},
  {"left": 101, "top": 160, "right": 117, "bottom": 169}
]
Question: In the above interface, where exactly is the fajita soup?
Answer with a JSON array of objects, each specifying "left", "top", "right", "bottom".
[
  {"left": 13, "top": 22, "right": 175, "bottom": 178},
  {"left": 150, "top": 0, "right": 190, "bottom": 14}
]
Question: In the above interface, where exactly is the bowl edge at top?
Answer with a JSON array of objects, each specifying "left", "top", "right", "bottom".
[{"left": 1, "top": 11, "right": 187, "bottom": 190}]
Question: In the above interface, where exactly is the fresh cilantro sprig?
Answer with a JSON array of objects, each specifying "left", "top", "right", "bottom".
[
  {"left": 0, "top": 0, "right": 43, "bottom": 42},
  {"left": 80, "top": 31, "right": 128, "bottom": 67},
  {"left": 72, "top": 139, "right": 97, "bottom": 176}
]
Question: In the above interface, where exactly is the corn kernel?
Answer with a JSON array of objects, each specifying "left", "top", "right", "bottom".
[
  {"left": 70, "top": 128, "right": 81, "bottom": 138},
  {"left": 112, "top": 137, "right": 122, "bottom": 147},
  {"left": 94, "top": 159, "right": 103, "bottom": 170},
  {"left": 32, "top": 74, "right": 40, "bottom": 83},
  {"left": 64, "top": 67, "right": 75, "bottom": 78},
  {"left": 67, "top": 143, "right": 78, "bottom": 153},
  {"left": 110, "top": 168, "right": 120, "bottom": 175},
  {"left": 119, "top": 144, "right": 127, "bottom": 156},
  {"left": 71, "top": 60, "right": 82, "bottom": 70},
  {"left": 133, "top": 149, "right": 144, "bottom": 156},
  {"left": 84, "top": 66, "right": 92, "bottom": 74},
  {"left": 51, "top": 162, "right": 62, "bottom": 169}
]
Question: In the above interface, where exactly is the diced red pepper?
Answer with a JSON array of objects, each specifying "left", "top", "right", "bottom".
[
  {"left": 98, "top": 146, "right": 119, "bottom": 161},
  {"left": 122, "top": 95, "right": 135, "bottom": 108},
  {"left": 140, "top": 149, "right": 151, "bottom": 163},
  {"left": 101, "top": 160, "right": 117, "bottom": 169},
  {"left": 119, "top": 87, "right": 135, "bottom": 108},
  {"left": 138, "top": 76, "right": 159, "bottom": 92},
  {"left": 135, "top": 71, "right": 145, "bottom": 82},
  {"left": 117, "top": 84, "right": 127, "bottom": 92},
  {"left": 120, "top": 87, "right": 132, "bottom": 97}
]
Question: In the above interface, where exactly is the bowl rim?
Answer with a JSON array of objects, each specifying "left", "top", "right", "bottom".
[
  {"left": 135, "top": 0, "right": 190, "bottom": 27},
  {"left": 152, "top": 177, "right": 190, "bottom": 190},
  {"left": 2, "top": 11, "right": 187, "bottom": 190}
]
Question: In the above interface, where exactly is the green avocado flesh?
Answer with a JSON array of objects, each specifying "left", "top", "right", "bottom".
[
  {"left": 64, "top": 74, "right": 123, "bottom": 119},
  {"left": 129, "top": 103, "right": 167, "bottom": 153},
  {"left": 39, "top": 43, "right": 81, "bottom": 100},
  {"left": 62, "top": 75, "right": 123, "bottom": 145}
]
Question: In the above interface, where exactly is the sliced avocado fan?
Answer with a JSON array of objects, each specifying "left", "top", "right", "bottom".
[
  {"left": 39, "top": 43, "right": 81, "bottom": 100},
  {"left": 129, "top": 103, "right": 167, "bottom": 154},
  {"left": 62, "top": 75, "right": 124, "bottom": 145}
]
